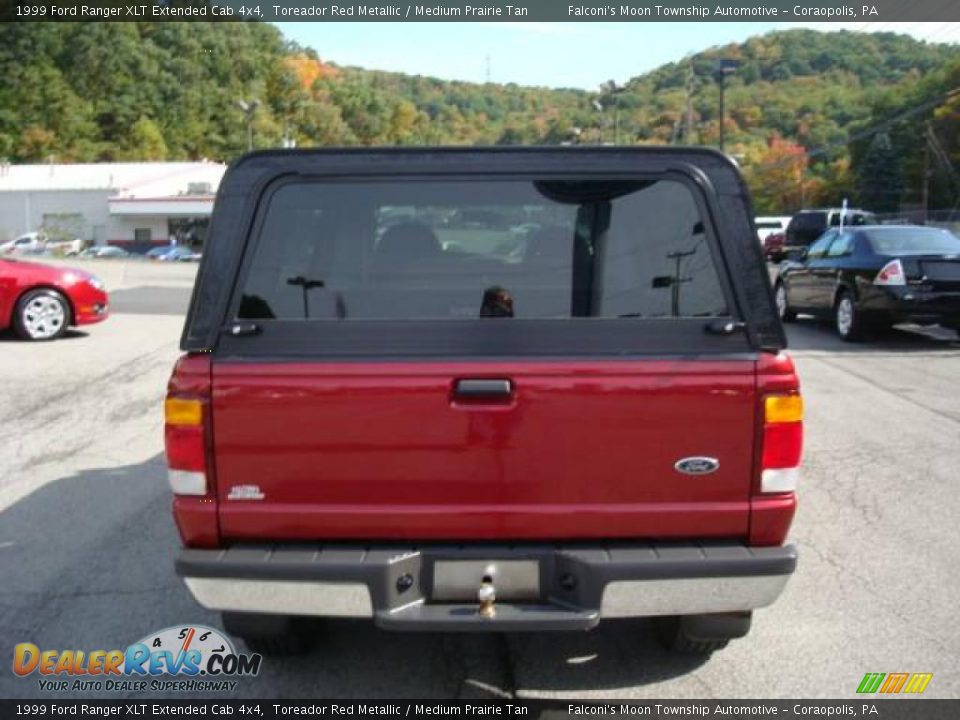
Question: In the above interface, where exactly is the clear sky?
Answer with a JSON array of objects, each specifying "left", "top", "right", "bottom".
[{"left": 274, "top": 21, "right": 959, "bottom": 90}]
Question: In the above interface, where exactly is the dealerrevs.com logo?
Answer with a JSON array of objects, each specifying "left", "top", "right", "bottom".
[{"left": 13, "top": 625, "right": 261, "bottom": 693}]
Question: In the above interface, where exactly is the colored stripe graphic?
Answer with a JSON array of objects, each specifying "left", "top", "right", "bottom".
[
  {"left": 903, "top": 673, "right": 933, "bottom": 694},
  {"left": 857, "top": 673, "right": 885, "bottom": 694},
  {"left": 857, "top": 672, "right": 933, "bottom": 694},
  {"left": 879, "top": 673, "right": 909, "bottom": 693}
]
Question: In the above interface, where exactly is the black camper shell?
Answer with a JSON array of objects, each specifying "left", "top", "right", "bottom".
[{"left": 181, "top": 147, "right": 785, "bottom": 357}]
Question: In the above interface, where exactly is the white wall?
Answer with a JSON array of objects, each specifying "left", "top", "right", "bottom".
[
  {"left": 108, "top": 215, "right": 170, "bottom": 246},
  {"left": 0, "top": 191, "right": 185, "bottom": 245},
  {"left": 0, "top": 189, "right": 111, "bottom": 243}
]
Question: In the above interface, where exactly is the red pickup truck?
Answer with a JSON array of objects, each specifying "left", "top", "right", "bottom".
[{"left": 166, "top": 148, "right": 801, "bottom": 655}]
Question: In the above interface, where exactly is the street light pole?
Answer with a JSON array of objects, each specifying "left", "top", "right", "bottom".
[
  {"left": 597, "top": 81, "right": 626, "bottom": 146},
  {"left": 592, "top": 100, "right": 604, "bottom": 144},
  {"left": 610, "top": 85, "right": 624, "bottom": 145},
  {"left": 712, "top": 61, "right": 736, "bottom": 153},
  {"left": 237, "top": 99, "right": 260, "bottom": 152}
]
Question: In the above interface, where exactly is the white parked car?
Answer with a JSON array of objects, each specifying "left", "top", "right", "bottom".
[
  {"left": 0, "top": 232, "right": 46, "bottom": 255},
  {"left": 156, "top": 246, "right": 196, "bottom": 262},
  {"left": 754, "top": 216, "right": 791, "bottom": 244},
  {"left": 79, "top": 245, "right": 129, "bottom": 259}
]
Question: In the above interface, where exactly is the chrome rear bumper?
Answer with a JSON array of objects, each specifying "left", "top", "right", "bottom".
[{"left": 177, "top": 542, "right": 796, "bottom": 631}]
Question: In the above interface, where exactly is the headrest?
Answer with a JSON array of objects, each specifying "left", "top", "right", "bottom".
[{"left": 376, "top": 222, "right": 441, "bottom": 262}]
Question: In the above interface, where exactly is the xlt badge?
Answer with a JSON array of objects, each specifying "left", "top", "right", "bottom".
[{"left": 227, "top": 484, "right": 265, "bottom": 500}]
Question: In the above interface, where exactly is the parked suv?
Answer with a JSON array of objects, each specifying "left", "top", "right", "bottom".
[
  {"left": 166, "top": 148, "right": 801, "bottom": 655},
  {"left": 780, "top": 208, "right": 877, "bottom": 260}
]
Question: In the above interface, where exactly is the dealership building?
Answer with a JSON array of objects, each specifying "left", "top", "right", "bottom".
[{"left": 0, "top": 161, "right": 227, "bottom": 250}]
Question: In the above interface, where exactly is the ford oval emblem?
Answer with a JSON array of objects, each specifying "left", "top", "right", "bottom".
[{"left": 674, "top": 457, "right": 720, "bottom": 475}]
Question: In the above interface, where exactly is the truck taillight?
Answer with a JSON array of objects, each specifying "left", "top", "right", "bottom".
[
  {"left": 761, "top": 394, "right": 803, "bottom": 493},
  {"left": 164, "top": 397, "right": 207, "bottom": 496}
]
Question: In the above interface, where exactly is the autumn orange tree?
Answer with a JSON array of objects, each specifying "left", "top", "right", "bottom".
[{"left": 742, "top": 134, "right": 820, "bottom": 214}]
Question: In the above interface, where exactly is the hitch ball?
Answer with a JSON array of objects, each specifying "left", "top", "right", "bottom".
[{"left": 477, "top": 574, "right": 496, "bottom": 618}]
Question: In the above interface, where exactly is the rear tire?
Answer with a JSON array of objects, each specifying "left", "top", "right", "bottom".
[
  {"left": 221, "top": 612, "right": 313, "bottom": 656},
  {"left": 774, "top": 282, "right": 796, "bottom": 323},
  {"left": 834, "top": 290, "right": 864, "bottom": 342},
  {"left": 653, "top": 612, "right": 752, "bottom": 654},
  {"left": 13, "top": 288, "right": 70, "bottom": 341}
]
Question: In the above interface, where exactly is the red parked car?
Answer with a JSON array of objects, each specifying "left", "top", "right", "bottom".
[
  {"left": 0, "top": 257, "right": 109, "bottom": 340},
  {"left": 763, "top": 231, "right": 786, "bottom": 262},
  {"left": 169, "top": 148, "right": 801, "bottom": 655}
]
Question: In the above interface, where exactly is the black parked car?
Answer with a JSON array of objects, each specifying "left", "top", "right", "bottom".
[
  {"left": 773, "top": 208, "right": 878, "bottom": 262},
  {"left": 774, "top": 225, "right": 960, "bottom": 341}
]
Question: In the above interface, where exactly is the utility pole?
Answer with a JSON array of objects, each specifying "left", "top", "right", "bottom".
[
  {"left": 286, "top": 276, "right": 325, "bottom": 319},
  {"left": 925, "top": 123, "right": 960, "bottom": 211},
  {"left": 666, "top": 249, "right": 695, "bottom": 316},
  {"left": 670, "top": 118, "right": 682, "bottom": 145},
  {"left": 718, "top": 78, "right": 726, "bottom": 151},
  {"left": 684, "top": 60, "right": 695, "bottom": 144},
  {"left": 923, "top": 127, "right": 930, "bottom": 223}
]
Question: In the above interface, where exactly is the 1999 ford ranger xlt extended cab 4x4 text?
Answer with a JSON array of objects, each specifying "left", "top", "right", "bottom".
[{"left": 166, "top": 148, "right": 801, "bottom": 654}]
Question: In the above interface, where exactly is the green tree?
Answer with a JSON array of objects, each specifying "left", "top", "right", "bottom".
[
  {"left": 387, "top": 100, "right": 421, "bottom": 144},
  {"left": 122, "top": 116, "right": 168, "bottom": 160},
  {"left": 856, "top": 132, "right": 903, "bottom": 212},
  {"left": 17, "top": 125, "right": 57, "bottom": 161}
]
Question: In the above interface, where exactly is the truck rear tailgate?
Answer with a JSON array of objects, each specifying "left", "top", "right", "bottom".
[{"left": 213, "top": 358, "right": 756, "bottom": 541}]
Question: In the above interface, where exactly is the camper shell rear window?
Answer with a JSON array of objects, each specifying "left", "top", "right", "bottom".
[{"left": 237, "top": 178, "right": 729, "bottom": 323}]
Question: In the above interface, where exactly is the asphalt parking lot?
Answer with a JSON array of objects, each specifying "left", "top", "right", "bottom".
[{"left": 1, "top": 262, "right": 958, "bottom": 700}]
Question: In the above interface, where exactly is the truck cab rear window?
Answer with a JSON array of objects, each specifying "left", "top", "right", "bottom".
[{"left": 238, "top": 179, "right": 728, "bottom": 321}]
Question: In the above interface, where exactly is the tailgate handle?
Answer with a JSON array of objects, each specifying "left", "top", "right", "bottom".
[
  {"left": 225, "top": 321, "right": 261, "bottom": 337},
  {"left": 454, "top": 379, "right": 513, "bottom": 399},
  {"left": 705, "top": 320, "right": 746, "bottom": 336}
]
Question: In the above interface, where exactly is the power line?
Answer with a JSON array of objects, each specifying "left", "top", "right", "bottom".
[
  {"left": 748, "top": 86, "right": 960, "bottom": 210},
  {"left": 759, "top": 84, "right": 960, "bottom": 173},
  {"left": 809, "top": 86, "right": 960, "bottom": 161}
]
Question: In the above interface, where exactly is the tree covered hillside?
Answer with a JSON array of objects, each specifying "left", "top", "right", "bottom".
[{"left": 1, "top": 22, "right": 958, "bottom": 212}]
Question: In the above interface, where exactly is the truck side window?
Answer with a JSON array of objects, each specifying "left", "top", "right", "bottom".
[{"left": 239, "top": 179, "right": 729, "bottom": 321}]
